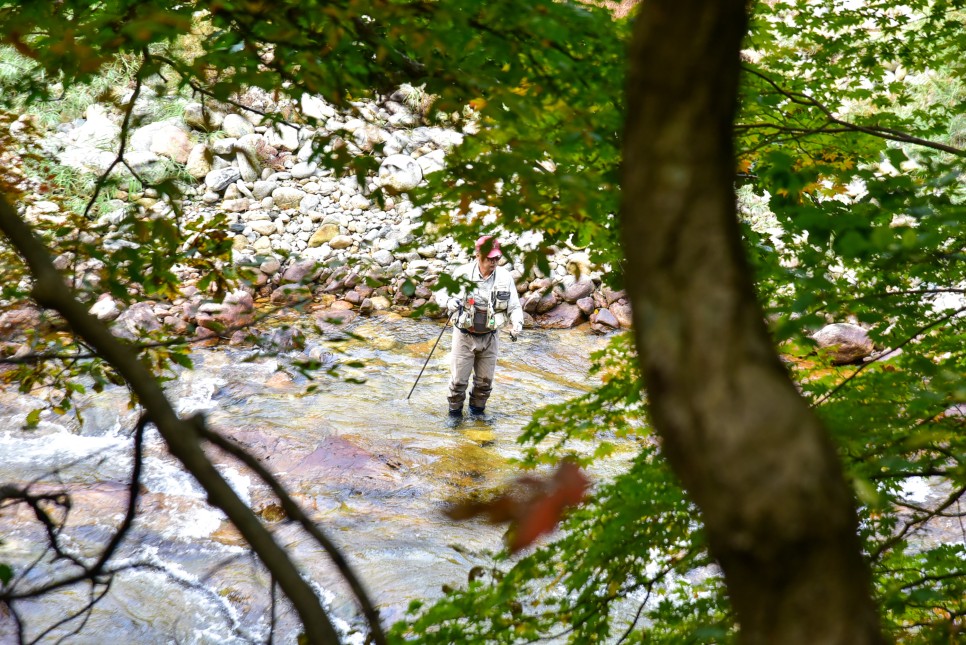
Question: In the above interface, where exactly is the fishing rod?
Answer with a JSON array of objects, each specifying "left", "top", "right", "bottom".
[{"left": 406, "top": 303, "right": 460, "bottom": 400}]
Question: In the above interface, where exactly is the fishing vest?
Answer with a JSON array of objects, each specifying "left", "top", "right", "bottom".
[{"left": 455, "top": 266, "right": 514, "bottom": 333}]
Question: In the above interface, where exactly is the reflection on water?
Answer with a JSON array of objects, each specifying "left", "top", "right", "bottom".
[{"left": 0, "top": 314, "right": 614, "bottom": 642}]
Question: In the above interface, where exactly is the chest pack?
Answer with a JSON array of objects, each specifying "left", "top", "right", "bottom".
[
  {"left": 456, "top": 292, "right": 511, "bottom": 332},
  {"left": 454, "top": 268, "right": 512, "bottom": 332},
  {"left": 464, "top": 297, "right": 494, "bottom": 333}
]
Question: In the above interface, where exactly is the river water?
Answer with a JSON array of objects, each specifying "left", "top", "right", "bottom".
[{"left": 0, "top": 314, "right": 617, "bottom": 643}]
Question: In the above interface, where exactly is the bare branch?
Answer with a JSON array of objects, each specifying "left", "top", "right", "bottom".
[
  {"left": 0, "top": 191, "right": 342, "bottom": 642},
  {"left": 870, "top": 486, "right": 966, "bottom": 562},
  {"left": 199, "top": 424, "right": 387, "bottom": 645},
  {"left": 741, "top": 66, "right": 966, "bottom": 157}
]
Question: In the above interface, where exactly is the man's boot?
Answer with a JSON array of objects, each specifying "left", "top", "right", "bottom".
[
  {"left": 468, "top": 405, "right": 490, "bottom": 421},
  {"left": 445, "top": 407, "right": 463, "bottom": 428}
]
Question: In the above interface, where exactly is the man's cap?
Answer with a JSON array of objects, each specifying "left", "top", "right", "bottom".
[{"left": 475, "top": 235, "right": 502, "bottom": 258}]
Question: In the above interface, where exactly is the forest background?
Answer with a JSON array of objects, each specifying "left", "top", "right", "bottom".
[{"left": 0, "top": 0, "right": 965, "bottom": 643}]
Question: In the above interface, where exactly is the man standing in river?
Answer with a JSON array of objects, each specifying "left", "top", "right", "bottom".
[{"left": 436, "top": 235, "right": 524, "bottom": 423}]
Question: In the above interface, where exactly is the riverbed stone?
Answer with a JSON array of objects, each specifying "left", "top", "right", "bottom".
[
  {"left": 576, "top": 296, "right": 596, "bottom": 317},
  {"left": 289, "top": 435, "right": 397, "bottom": 490},
  {"left": 185, "top": 144, "right": 213, "bottom": 179},
  {"left": 270, "top": 284, "right": 312, "bottom": 306},
  {"left": 89, "top": 295, "right": 121, "bottom": 321},
  {"left": 205, "top": 167, "right": 241, "bottom": 192},
  {"left": 112, "top": 302, "right": 162, "bottom": 340},
  {"left": 236, "top": 150, "right": 260, "bottom": 181},
  {"left": 291, "top": 161, "right": 318, "bottom": 179},
  {"left": 370, "top": 295, "right": 391, "bottom": 311},
  {"left": 71, "top": 104, "right": 120, "bottom": 149},
  {"left": 329, "top": 235, "right": 353, "bottom": 250},
  {"left": 222, "top": 113, "right": 255, "bottom": 138},
  {"left": 603, "top": 288, "right": 626, "bottom": 305},
  {"left": 131, "top": 120, "right": 192, "bottom": 164},
  {"left": 536, "top": 303, "right": 584, "bottom": 329},
  {"left": 812, "top": 322, "right": 873, "bottom": 365},
  {"left": 378, "top": 154, "right": 423, "bottom": 192},
  {"left": 372, "top": 249, "right": 394, "bottom": 266},
  {"left": 314, "top": 307, "right": 358, "bottom": 334},
  {"left": 266, "top": 123, "right": 300, "bottom": 151},
  {"left": 259, "top": 256, "right": 281, "bottom": 275},
  {"left": 222, "top": 198, "right": 251, "bottom": 212},
  {"left": 563, "top": 280, "right": 594, "bottom": 304},
  {"left": 258, "top": 326, "right": 306, "bottom": 352},
  {"left": 610, "top": 301, "right": 633, "bottom": 328},
  {"left": 532, "top": 290, "right": 559, "bottom": 314},
  {"left": 301, "top": 94, "right": 337, "bottom": 120},
  {"left": 212, "top": 137, "right": 236, "bottom": 156},
  {"left": 249, "top": 220, "right": 278, "bottom": 236},
  {"left": 253, "top": 180, "right": 277, "bottom": 200},
  {"left": 281, "top": 259, "right": 318, "bottom": 284},
  {"left": 308, "top": 223, "right": 340, "bottom": 247},
  {"left": 591, "top": 307, "right": 619, "bottom": 330},
  {"left": 272, "top": 186, "right": 306, "bottom": 210},
  {"left": 183, "top": 102, "right": 225, "bottom": 131}
]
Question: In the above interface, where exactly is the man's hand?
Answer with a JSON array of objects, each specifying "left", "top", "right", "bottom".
[
  {"left": 510, "top": 323, "right": 522, "bottom": 341},
  {"left": 447, "top": 297, "right": 462, "bottom": 314}
]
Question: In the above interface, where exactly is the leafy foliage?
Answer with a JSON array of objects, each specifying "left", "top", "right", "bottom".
[
  {"left": 397, "top": 1, "right": 966, "bottom": 642},
  {"left": 0, "top": 0, "right": 965, "bottom": 642}
]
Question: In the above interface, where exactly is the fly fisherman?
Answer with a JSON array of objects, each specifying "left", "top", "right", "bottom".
[{"left": 436, "top": 235, "right": 524, "bottom": 422}]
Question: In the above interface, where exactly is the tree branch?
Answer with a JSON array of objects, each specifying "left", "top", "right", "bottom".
[
  {"left": 199, "top": 424, "right": 387, "bottom": 645},
  {"left": 811, "top": 305, "right": 966, "bottom": 407},
  {"left": 870, "top": 485, "right": 966, "bottom": 562},
  {"left": 741, "top": 66, "right": 966, "bottom": 157},
  {"left": 0, "top": 191, "right": 343, "bottom": 642}
]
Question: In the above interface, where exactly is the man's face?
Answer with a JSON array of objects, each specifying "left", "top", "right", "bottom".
[{"left": 477, "top": 252, "right": 500, "bottom": 276}]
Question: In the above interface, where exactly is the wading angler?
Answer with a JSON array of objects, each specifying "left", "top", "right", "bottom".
[{"left": 435, "top": 236, "right": 523, "bottom": 423}]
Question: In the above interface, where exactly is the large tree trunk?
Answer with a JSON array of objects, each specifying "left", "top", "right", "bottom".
[{"left": 620, "top": 2, "right": 886, "bottom": 642}]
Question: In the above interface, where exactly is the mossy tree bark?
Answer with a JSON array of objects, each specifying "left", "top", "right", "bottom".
[{"left": 620, "top": 2, "right": 886, "bottom": 642}]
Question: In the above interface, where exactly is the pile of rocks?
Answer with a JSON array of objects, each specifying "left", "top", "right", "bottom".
[
  {"left": 3, "top": 86, "right": 893, "bottom": 361},
  {"left": 21, "top": 86, "right": 634, "bottom": 346}
]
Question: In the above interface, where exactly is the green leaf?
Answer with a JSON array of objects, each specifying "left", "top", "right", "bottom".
[{"left": 24, "top": 408, "right": 41, "bottom": 429}]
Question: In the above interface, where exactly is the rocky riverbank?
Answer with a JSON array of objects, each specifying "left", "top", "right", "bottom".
[
  {"left": 10, "top": 84, "right": 633, "bottom": 347},
  {"left": 5, "top": 84, "right": 879, "bottom": 365}
]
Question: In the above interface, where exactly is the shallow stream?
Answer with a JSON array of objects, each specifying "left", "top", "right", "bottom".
[{"left": 0, "top": 314, "right": 615, "bottom": 643}]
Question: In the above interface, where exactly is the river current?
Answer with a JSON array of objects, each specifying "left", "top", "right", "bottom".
[{"left": 0, "top": 314, "right": 615, "bottom": 643}]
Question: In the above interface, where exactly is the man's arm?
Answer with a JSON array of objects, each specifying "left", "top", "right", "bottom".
[
  {"left": 505, "top": 270, "right": 524, "bottom": 338},
  {"left": 435, "top": 263, "right": 468, "bottom": 313}
]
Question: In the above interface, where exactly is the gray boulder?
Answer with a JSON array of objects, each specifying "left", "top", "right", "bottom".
[
  {"left": 183, "top": 102, "right": 225, "bottom": 131},
  {"left": 72, "top": 104, "right": 120, "bottom": 150},
  {"left": 563, "top": 280, "right": 594, "bottom": 304},
  {"left": 130, "top": 120, "right": 192, "bottom": 163},
  {"left": 222, "top": 113, "right": 255, "bottom": 138},
  {"left": 379, "top": 154, "right": 423, "bottom": 192},
  {"left": 812, "top": 323, "right": 874, "bottom": 365},
  {"left": 536, "top": 303, "right": 584, "bottom": 329},
  {"left": 205, "top": 167, "right": 242, "bottom": 192}
]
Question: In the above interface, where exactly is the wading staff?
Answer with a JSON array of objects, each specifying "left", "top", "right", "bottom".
[{"left": 407, "top": 303, "right": 460, "bottom": 400}]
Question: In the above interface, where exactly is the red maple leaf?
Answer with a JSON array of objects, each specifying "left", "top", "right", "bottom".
[{"left": 445, "top": 459, "right": 590, "bottom": 553}]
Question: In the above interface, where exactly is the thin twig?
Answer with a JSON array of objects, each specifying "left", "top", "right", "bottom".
[
  {"left": 871, "top": 485, "right": 966, "bottom": 562},
  {"left": 811, "top": 306, "right": 966, "bottom": 407},
  {"left": 742, "top": 66, "right": 966, "bottom": 157},
  {"left": 198, "top": 424, "right": 388, "bottom": 645},
  {"left": 30, "top": 581, "right": 111, "bottom": 645}
]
